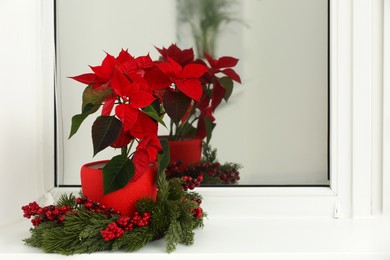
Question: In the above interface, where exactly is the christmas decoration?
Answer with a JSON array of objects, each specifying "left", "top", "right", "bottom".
[
  {"left": 21, "top": 171, "right": 205, "bottom": 255},
  {"left": 166, "top": 142, "right": 242, "bottom": 186}
]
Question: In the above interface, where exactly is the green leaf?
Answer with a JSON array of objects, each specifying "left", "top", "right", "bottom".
[
  {"left": 92, "top": 116, "right": 122, "bottom": 156},
  {"left": 142, "top": 105, "right": 166, "bottom": 127},
  {"left": 158, "top": 139, "right": 170, "bottom": 175},
  {"left": 102, "top": 155, "right": 135, "bottom": 195},
  {"left": 82, "top": 103, "right": 99, "bottom": 115},
  {"left": 69, "top": 114, "right": 88, "bottom": 139},
  {"left": 82, "top": 85, "right": 112, "bottom": 114},
  {"left": 219, "top": 77, "right": 234, "bottom": 102},
  {"left": 68, "top": 86, "right": 112, "bottom": 139},
  {"left": 163, "top": 91, "right": 191, "bottom": 125},
  {"left": 204, "top": 117, "right": 216, "bottom": 144},
  {"left": 178, "top": 122, "right": 197, "bottom": 137}
]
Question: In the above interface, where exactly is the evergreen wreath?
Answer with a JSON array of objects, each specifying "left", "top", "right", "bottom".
[
  {"left": 166, "top": 142, "right": 242, "bottom": 186},
  {"left": 20, "top": 143, "right": 242, "bottom": 254},
  {"left": 21, "top": 170, "right": 205, "bottom": 255}
]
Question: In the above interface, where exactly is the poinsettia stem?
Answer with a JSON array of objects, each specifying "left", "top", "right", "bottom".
[
  {"left": 175, "top": 107, "right": 198, "bottom": 139},
  {"left": 188, "top": 116, "right": 199, "bottom": 127},
  {"left": 121, "top": 147, "right": 127, "bottom": 157},
  {"left": 127, "top": 139, "right": 135, "bottom": 158},
  {"left": 169, "top": 119, "right": 174, "bottom": 139}
]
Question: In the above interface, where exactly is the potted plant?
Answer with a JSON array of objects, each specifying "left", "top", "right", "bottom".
[
  {"left": 69, "top": 45, "right": 241, "bottom": 212},
  {"left": 152, "top": 43, "right": 241, "bottom": 169},
  {"left": 177, "top": 0, "right": 243, "bottom": 58},
  {"left": 69, "top": 49, "right": 166, "bottom": 216}
]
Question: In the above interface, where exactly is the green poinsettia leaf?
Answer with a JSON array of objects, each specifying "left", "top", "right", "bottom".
[
  {"left": 92, "top": 116, "right": 122, "bottom": 156},
  {"left": 163, "top": 91, "right": 191, "bottom": 125},
  {"left": 204, "top": 117, "right": 216, "bottom": 145},
  {"left": 69, "top": 86, "right": 112, "bottom": 139},
  {"left": 151, "top": 98, "right": 162, "bottom": 115},
  {"left": 179, "top": 122, "right": 197, "bottom": 137},
  {"left": 82, "top": 103, "right": 99, "bottom": 115},
  {"left": 219, "top": 77, "right": 234, "bottom": 102},
  {"left": 142, "top": 105, "right": 167, "bottom": 127},
  {"left": 103, "top": 155, "right": 135, "bottom": 195},
  {"left": 68, "top": 113, "right": 88, "bottom": 139},
  {"left": 158, "top": 139, "right": 170, "bottom": 175},
  {"left": 82, "top": 85, "right": 112, "bottom": 114}
]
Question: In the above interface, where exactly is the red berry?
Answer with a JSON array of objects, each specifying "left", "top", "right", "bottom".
[{"left": 84, "top": 202, "right": 92, "bottom": 209}]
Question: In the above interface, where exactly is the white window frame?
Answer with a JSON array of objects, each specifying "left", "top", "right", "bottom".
[
  {"left": 41, "top": 0, "right": 389, "bottom": 219},
  {"left": 383, "top": 0, "right": 390, "bottom": 216}
]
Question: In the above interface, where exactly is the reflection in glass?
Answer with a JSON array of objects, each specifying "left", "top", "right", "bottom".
[{"left": 55, "top": 0, "right": 329, "bottom": 186}]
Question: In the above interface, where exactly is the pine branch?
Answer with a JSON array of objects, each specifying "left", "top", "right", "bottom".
[
  {"left": 156, "top": 170, "right": 170, "bottom": 203},
  {"left": 168, "top": 178, "right": 185, "bottom": 201},
  {"left": 179, "top": 222, "right": 195, "bottom": 246},
  {"left": 165, "top": 220, "right": 182, "bottom": 253},
  {"left": 112, "top": 227, "right": 154, "bottom": 252},
  {"left": 23, "top": 222, "right": 58, "bottom": 248},
  {"left": 55, "top": 193, "right": 77, "bottom": 208},
  {"left": 202, "top": 142, "right": 217, "bottom": 163}
]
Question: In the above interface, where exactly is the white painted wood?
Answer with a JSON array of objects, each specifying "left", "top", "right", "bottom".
[
  {"left": 0, "top": 0, "right": 54, "bottom": 226},
  {"left": 40, "top": 0, "right": 56, "bottom": 192},
  {"left": 332, "top": 0, "right": 353, "bottom": 218},
  {"left": 351, "top": 0, "right": 373, "bottom": 217},
  {"left": 2, "top": 217, "right": 390, "bottom": 259},
  {"left": 371, "top": 0, "right": 384, "bottom": 216},
  {"left": 383, "top": 0, "right": 390, "bottom": 215}
]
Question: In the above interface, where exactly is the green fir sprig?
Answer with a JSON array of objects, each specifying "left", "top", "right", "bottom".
[{"left": 166, "top": 142, "right": 242, "bottom": 185}]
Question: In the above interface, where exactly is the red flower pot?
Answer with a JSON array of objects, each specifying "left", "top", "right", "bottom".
[
  {"left": 80, "top": 161, "right": 157, "bottom": 216},
  {"left": 164, "top": 136, "right": 203, "bottom": 170}
]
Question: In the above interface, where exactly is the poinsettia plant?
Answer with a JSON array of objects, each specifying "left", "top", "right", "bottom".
[
  {"left": 69, "top": 50, "right": 166, "bottom": 195},
  {"left": 69, "top": 44, "right": 240, "bottom": 194},
  {"left": 152, "top": 44, "right": 241, "bottom": 142}
]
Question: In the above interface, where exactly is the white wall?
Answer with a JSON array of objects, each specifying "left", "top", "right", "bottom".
[{"left": 0, "top": 0, "right": 54, "bottom": 226}]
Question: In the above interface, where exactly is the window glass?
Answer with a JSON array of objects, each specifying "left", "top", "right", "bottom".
[{"left": 55, "top": 0, "right": 329, "bottom": 186}]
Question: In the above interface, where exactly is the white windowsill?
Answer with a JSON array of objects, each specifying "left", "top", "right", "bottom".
[
  {"left": 1, "top": 216, "right": 390, "bottom": 260},
  {"left": 2, "top": 187, "right": 390, "bottom": 260}
]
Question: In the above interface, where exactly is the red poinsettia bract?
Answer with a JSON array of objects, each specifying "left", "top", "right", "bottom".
[
  {"left": 70, "top": 49, "right": 163, "bottom": 194},
  {"left": 156, "top": 57, "right": 208, "bottom": 102}
]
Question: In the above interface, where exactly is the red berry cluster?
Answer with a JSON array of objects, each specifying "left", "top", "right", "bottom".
[
  {"left": 100, "top": 222, "right": 124, "bottom": 241},
  {"left": 21, "top": 202, "right": 72, "bottom": 226},
  {"left": 76, "top": 197, "right": 120, "bottom": 215},
  {"left": 218, "top": 167, "right": 240, "bottom": 184},
  {"left": 22, "top": 202, "right": 40, "bottom": 219},
  {"left": 100, "top": 211, "right": 151, "bottom": 241},
  {"left": 181, "top": 175, "right": 203, "bottom": 191},
  {"left": 182, "top": 197, "right": 203, "bottom": 219},
  {"left": 193, "top": 207, "right": 203, "bottom": 219},
  {"left": 166, "top": 160, "right": 240, "bottom": 185},
  {"left": 190, "top": 198, "right": 203, "bottom": 219}
]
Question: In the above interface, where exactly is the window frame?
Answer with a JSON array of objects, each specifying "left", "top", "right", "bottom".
[{"left": 42, "top": 0, "right": 387, "bottom": 218}]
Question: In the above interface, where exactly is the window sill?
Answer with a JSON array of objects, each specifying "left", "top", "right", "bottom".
[{"left": 1, "top": 215, "right": 390, "bottom": 260}]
